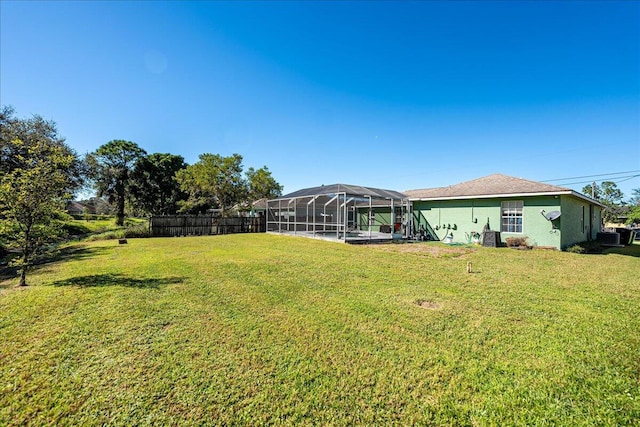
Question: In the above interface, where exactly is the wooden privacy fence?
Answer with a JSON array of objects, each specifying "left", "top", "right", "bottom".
[{"left": 150, "top": 215, "right": 265, "bottom": 237}]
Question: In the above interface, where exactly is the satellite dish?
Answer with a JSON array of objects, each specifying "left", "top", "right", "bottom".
[{"left": 545, "top": 210, "right": 561, "bottom": 221}]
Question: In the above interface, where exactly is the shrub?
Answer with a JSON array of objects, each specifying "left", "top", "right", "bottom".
[
  {"left": 124, "top": 224, "right": 150, "bottom": 238},
  {"left": 85, "top": 230, "right": 125, "bottom": 241},
  {"left": 505, "top": 236, "right": 529, "bottom": 248},
  {"left": 566, "top": 244, "right": 586, "bottom": 254},
  {"left": 61, "top": 222, "right": 92, "bottom": 236},
  {"left": 71, "top": 214, "right": 114, "bottom": 221},
  {"left": 84, "top": 222, "right": 149, "bottom": 241},
  {"left": 565, "top": 241, "right": 603, "bottom": 254},
  {"left": 124, "top": 217, "right": 147, "bottom": 227}
]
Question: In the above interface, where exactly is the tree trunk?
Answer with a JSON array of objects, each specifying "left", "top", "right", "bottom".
[
  {"left": 116, "top": 180, "right": 125, "bottom": 226},
  {"left": 116, "top": 209, "right": 125, "bottom": 226},
  {"left": 19, "top": 267, "right": 27, "bottom": 287},
  {"left": 20, "top": 226, "right": 31, "bottom": 286}
]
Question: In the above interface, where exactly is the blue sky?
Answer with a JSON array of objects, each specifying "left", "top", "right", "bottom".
[{"left": 1, "top": 1, "right": 639, "bottom": 198}]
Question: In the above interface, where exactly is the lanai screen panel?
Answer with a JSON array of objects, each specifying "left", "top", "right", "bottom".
[{"left": 266, "top": 184, "right": 409, "bottom": 242}]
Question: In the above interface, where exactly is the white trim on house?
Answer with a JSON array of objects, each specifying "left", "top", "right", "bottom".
[{"left": 408, "top": 190, "right": 604, "bottom": 207}]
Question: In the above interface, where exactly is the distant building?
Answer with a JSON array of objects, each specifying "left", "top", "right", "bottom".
[{"left": 66, "top": 201, "right": 92, "bottom": 215}]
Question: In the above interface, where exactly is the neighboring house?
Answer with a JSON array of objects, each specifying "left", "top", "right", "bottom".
[
  {"left": 249, "top": 198, "right": 268, "bottom": 217},
  {"left": 66, "top": 201, "right": 91, "bottom": 216},
  {"left": 405, "top": 174, "right": 604, "bottom": 250},
  {"left": 229, "top": 198, "right": 268, "bottom": 217}
]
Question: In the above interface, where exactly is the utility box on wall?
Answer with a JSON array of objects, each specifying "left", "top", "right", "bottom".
[{"left": 482, "top": 231, "right": 501, "bottom": 247}]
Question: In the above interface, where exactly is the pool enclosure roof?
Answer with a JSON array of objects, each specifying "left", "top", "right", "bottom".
[{"left": 277, "top": 183, "right": 407, "bottom": 201}]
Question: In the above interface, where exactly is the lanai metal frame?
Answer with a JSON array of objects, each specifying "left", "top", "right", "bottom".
[{"left": 266, "top": 184, "right": 410, "bottom": 243}]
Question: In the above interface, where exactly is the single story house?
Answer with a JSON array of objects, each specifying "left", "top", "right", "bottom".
[
  {"left": 230, "top": 198, "right": 268, "bottom": 217},
  {"left": 405, "top": 174, "right": 604, "bottom": 250},
  {"left": 66, "top": 200, "right": 94, "bottom": 216}
]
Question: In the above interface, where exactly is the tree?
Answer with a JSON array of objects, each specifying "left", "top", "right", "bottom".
[
  {"left": 626, "top": 188, "right": 640, "bottom": 226},
  {"left": 175, "top": 153, "right": 246, "bottom": 215},
  {"left": 627, "top": 206, "right": 640, "bottom": 226},
  {"left": 583, "top": 181, "right": 624, "bottom": 205},
  {"left": 246, "top": 166, "right": 283, "bottom": 201},
  {"left": 1, "top": 105, "right": 85, "bottom": 188},
  {"left": 0, "top": 138, "right": 78, "bottom": 286},
  {"left": 583, "top": 181, "right": 625, "bottom": 224},
  {"left": 129, "top": 153, "right": 187, "bottom": 215},
  {"left": 1, "top": 107, "right": 84, "bottom": 284},
  {"left": 629, "top": 188, "right": 640, "bottom": 207},
  {"left": 87, "top": 140, "right": 146, "bottom": 225}
]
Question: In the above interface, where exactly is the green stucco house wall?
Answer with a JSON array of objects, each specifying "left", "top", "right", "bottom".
[
  {"left": 407, "top": 174, "right": 603, "bottom": 250},
  {"left": 357, "top": 207, "right": 404, "bottom": 233}
]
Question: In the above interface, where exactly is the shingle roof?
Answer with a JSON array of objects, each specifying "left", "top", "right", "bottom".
[
  {"left": 251, "top": 198, "right": 268, "bottom": 209},
  {"left": 404, "top": 174, "right": 576, "bottom": 200},
  {"left": 66, "top": 200, "right": 95, "bottom": 214}
]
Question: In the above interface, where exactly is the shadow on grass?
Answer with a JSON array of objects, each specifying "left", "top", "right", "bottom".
[
  {"left": 1, "top": 245, "right": 114, "bottom": 282},
  {"left": 36, "top": 245, "right": 114, "bottom": 266},
  {"left": 51, "top": 274, "right": 185, "bottom": 289},
  {"left": 0, "top": 265, "right": 18, "bottom": 282},
  {"left": 0, "top": 281, "right": 14, "bottom": 291},
  {"left": 604, "top": 242, "right": 640, "bottom": 258}
]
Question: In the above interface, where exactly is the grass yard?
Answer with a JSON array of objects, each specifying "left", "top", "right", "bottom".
[
  {"left": 1, "top": 235, "right": 639, "bottom": 426},
  {"left": 64, "top": 218, "right": 119, "bottom": 233},
  {"left": 62, "top": 217, "right": 148, "bottom": 239}
]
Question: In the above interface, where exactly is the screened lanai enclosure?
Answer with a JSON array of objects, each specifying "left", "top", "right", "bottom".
[{"left": 266, "top": 184, "right": 410, "bottom": 243}]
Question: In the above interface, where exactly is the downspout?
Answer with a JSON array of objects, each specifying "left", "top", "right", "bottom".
[
  {"left": 336, "top": 193, "right": 340, "bottom": 240},
  {"left": 343, "top": 194, "right": 348, "bottom": 241},
  {"left": 364, "top": 195, "right": 372, "bottom": 240},
  {"left": 471, "top": 200, "right": 474, "bottom": 223},
  {"left": 391, "top": 198, "right": 395, "bottom": 234},
  {"left": 293, "top": 198, "right": 297, "bottom": 235}
]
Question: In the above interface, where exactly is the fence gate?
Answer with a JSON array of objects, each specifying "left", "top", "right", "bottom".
[{"left": 149, "top": 215, "right": 265, "bottom": 237}]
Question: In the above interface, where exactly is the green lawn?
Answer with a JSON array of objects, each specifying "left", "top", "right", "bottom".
[
  {"left": 65, "top": 218, "right": 118, "bottom": 233},
  {"left": 1, "top": 235, "right": 639, "bottom": 426},
  {"left": 63, "top": 217, "right": 148, "bottom": 237}
]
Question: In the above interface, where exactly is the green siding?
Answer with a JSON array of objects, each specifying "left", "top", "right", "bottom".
[
  {"left": 357, "top": 208, "right": 397, "bottom": 232},
  {"left": 515, "top": 197, "right": 561, "bottom": 248},
  {"left": 559, "top": 196, "right": 602, "bottom": 249},
  {"left": 412, "top": 195, "right": 601, "bottom": 250},
  {"left": 412, "top": 199, "right": 503, "bottom": 243}
]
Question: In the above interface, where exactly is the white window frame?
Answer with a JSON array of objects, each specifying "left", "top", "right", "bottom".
[{"left": 501, "top": 200, "right": 523, "bottom": 233}]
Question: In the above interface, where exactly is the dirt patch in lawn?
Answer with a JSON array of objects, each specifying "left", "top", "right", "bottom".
[
  {"left": 374, "top": 243, "right": 475, "bottom": 257},
  {"left": 416, "top": 299, "right": 442, "bottom": 310}
]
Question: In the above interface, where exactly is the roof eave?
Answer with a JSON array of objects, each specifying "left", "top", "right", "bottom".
[{"left": 409, "top": 190, "right": 605, "bottom": 207}]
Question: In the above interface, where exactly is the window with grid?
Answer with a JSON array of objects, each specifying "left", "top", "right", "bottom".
[{"left": 501, "top": 201, "right": 523, "bottom": 233}]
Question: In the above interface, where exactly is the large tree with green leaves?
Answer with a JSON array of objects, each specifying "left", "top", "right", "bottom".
[
  {"left": 246, "top": 166, "right": 283, "bottom": 201},
  {"left": 626, "top": 188, "right": 640, "bottom": 226},
  {"left": 1, "top": 107, "right": 84, "bottom": 285},
  {"left": 1, "top": 105, "right": 85, "bottom": 187},
  {"left": 582, "top": 181, "right": 624, "bottom": 205},
  {"left": 628, "top": 188, "right": 640, "bottom": 207},
  {"left": 87, "top": 140, "right": 146, "bottom": 225},
  {"left": 0, "top": 136, "right": 78, "bottom": 286},
  {"left": 582, "top": 181, "right": 625, "bottom": 224},
  {"left": 129, "top": 153, "right": 187, "bottom": 216},
  {"left": 175, "top": 153, "right": 246, "bottom": 215}
]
